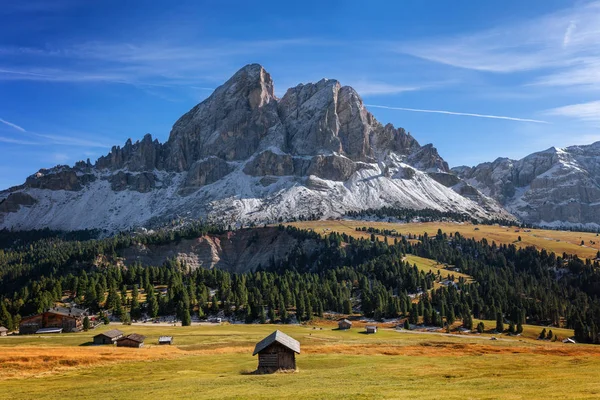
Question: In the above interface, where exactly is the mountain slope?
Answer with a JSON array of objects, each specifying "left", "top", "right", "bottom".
[
  {"left": 454, "top": 143, "right": 600, "bottom": 228},
  {"left": 0, "top": 64, "right": 511, "bottom": 232}
]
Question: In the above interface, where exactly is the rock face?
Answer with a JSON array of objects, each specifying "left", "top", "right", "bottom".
[
  {"left": 118, "top": 227, "right": 318, "bottom": 273},
  {"left": 0, "top": 63, "right": 513, "bottom": 232},
  {"left": 454, "top": 144, "right": 600, "bottom": 227}
]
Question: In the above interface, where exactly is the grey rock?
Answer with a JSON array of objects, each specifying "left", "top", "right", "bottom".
[{"left": 0, "top": 192, "right": 37, "bottom": 213}]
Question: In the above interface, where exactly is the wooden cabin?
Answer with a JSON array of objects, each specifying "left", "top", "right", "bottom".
[
  {"left": 116, "top": 333, "right": 146, "bottom": 348},
  {"left": 19, "top": 306, "right": 88, "bottom": 334},
  {"left": 338, "top": 319, "right": 352, "bottom": 330},
  {"left": 253, "top": 330, "right": 300, "bottom": 373},
  {"left": 158, "top": 336, "right": 173, "bottom": 345},
  {"left": 93, "top": 329, "right": 124, "bottom": 345},
  {"left": 365, "top": 325, "right": 378, "bottom": 334},
  {"left": 0, "top": 326, "right": 8, "bottom": 336}
]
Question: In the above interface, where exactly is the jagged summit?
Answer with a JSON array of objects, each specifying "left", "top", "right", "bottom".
[{"left": 0, "top": 64, "right": 512, "bottom": 232}]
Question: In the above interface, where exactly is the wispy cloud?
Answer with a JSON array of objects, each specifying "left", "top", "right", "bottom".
[
  {"left": 0, "top": 118, "right": 26, "bottom": 132},
  {"left": 0, "top": 136, "right": 38, "bottom": 145},
  {"left": 0, "top": 39, "right": 323, "bottom": 87},
  {"left": 365, "top": 104, "right": 549, "bottom": 123},
  {"left": 350, "top": 81, "right": 422, "bottom": 96},
  {"left": 544, "top": 100, "right": 600, "bottom": 125},
  {"left": 394, "top": 1, "right": 600, "bottom": 90}
]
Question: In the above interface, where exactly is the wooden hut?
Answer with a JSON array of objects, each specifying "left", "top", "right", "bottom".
[
  {"left": 158, "top": 336, "right": 173, "bottom": 345},
  {"left": 365, "top": 325, "right": 378, "bottom": 334},
  {"left": 253, "top": 330, "right": 300, "bottom": 373},
  {"left": 116, "top": 333, "right": 146, "bottom": 348},
  {"left": 0, "top": 326, "right": 8, "bottom": 336},
  {"left": 338, "top": 319, "right": 352, "bottom": 330},
  {"left": 93, "top": 329, "right": 124, "bottom": 345}
]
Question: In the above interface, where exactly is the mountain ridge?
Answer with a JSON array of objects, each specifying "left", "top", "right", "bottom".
[{"left": 0, "top": 64, "right": 515, "bottom": 232}]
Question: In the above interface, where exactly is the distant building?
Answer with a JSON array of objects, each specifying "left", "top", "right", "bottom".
[
  {"left": 338, "top": 319, "right": 352, "bottom": 330},
  {"left": 365, "top": 325, "right": 378, "bottom": 334},
  {"left": 158, "top": 336, "right": 173, "bottom": 345},
  {"left": 116, "top": 333, "right": 146, "bottom": 348},
  {"left": 253, "top": 330, "right": 300, "bottom": 373},
  {"left": 562, "top": 338, "right": 576, "bottom": 344},
  {"left": 19, "top": 306, "right": 88, "bottom": 334},
  {"left": 93, "top": 329, "right": 124, "bottom": 345},
  {"left": 0, "top": 326, "right": 8, "bottom": 336}
]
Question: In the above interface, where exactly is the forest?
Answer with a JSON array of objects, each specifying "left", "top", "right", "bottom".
[{"left": 1, "top": 222, "right": 600, "bottom": 344}]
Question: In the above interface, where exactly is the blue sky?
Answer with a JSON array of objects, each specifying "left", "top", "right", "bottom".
[{"left": 1, "top": 0, "right": 599, "bottom": 189}]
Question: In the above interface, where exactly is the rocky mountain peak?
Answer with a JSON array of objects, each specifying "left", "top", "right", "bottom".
[{"left": 0, "top": 63, "right": 515, "bottom": 232}]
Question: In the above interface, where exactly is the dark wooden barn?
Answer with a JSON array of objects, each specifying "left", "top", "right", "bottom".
[
  {"left": 338, "top": 319, "right": 352, "bottom": 330},
  {"left": 116, "top": 333, "right": 146, "bottom": 348},
  {"left": 365, "top": 325, "right": 378, "bottom": 334},
  {"left": 93, "top": 329, "right": 124, "bottom": 345},
  {"left": 253, "top": 330, "right": 300, "bottom": 373}
]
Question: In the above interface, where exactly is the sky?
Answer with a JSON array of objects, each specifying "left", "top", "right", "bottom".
[{"left": 1, "top": 0, "right": 600, "bottom": 189}]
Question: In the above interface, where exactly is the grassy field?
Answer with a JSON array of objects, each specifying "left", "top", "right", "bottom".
[
  {"left": 1, "top": 323, "right": 598, "bottom": 400},
  {"left": 288, "top": 220, "right": 600, "bottom": 259},
  {"left": 404, "top": 254, "right": 474, "bottom": 283}
]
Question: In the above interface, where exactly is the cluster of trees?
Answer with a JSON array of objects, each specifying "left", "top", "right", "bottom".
[
  {"left": 3, "top": 224, "right": 600, "bottom": 344},
  {"left": 345, "top": 207, "right": 516, "bottom": 227}
]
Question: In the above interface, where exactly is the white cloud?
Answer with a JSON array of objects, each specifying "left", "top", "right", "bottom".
[
  {"left": 0, "top": 136, "right": 38, "bottom": 145},
  {"left": 350, "top": 81, "right": 421, "bottom": 96},
  {"left": 394, "top": 1, "right": 600, "bottom": 90},
  {"left": 0, "top": 118, "right": 26, "bottom": 132},
  {"left": 544, "top": 100, "right": 600, "bottom": 125},
  {"left": 365, "top": 104, "right": 549, "bottom": 123}
]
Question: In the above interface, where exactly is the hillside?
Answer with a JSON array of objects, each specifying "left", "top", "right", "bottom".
[{"left": 454, "top": 143, "right": 600, "bottom": 228}]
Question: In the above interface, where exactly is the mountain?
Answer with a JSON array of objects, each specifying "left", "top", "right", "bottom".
[
  {"left": 453, "top": 143, "right": 600, "bottom": 228},
  {"left": 0, "top": 64, "right": 510, "bottom": 232}
]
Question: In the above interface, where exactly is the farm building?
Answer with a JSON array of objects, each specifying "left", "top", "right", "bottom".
[
  {"left": 338, "top": 319, "right": 352, "bottom": 330},
  {"left": 563, "top": 338, "right": 577, "bottom": 344},
  {"left": 117, "top": 333, "right": 146, "bottom": 348},
  {"left": 19, "top": 306, "right": 88, "bottom": 334},
  {"left": 253, "top": 330, "right": 300, "bottom": 373},
  {"left": 365, "top": 325, "right": 378, "bottom": 334},
  {"left": 93, "top": 329, "right": 124, "bottom": 345},
  {"left": 158, "top": 336, "right": 173, "bottom": 345},
  {"left": 0, "top": 326, "right": 8, "bottom": 336}
]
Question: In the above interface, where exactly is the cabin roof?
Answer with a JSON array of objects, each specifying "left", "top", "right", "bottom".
[
  {"left": 159, "top": 336, "right": 173, "bottom": 341},
  {"left": 339, "top": 319, "right": 352, "bottom": 324},
  {"left": 0, "top": 326, "right": 8, "bottom": 332},
  {"left": 95, "top": 329, "right": 124, "bottom": 339},
  {"left": 46, "top": 306, "right": 88, "bottom": 318},
  {"left": 119, "top": 333, "right": 146, "bottom": 343},
  {"left": 253, "top": 330, "right": 300, "bottom": 356},
  {"left": 365, "top": 325, "right": 377, "bottom": 329},
  {"left": 35, "top": 327, "right": 63, "bottom": 334}
]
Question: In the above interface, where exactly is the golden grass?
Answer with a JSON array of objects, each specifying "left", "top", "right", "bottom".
[
  {"left": 404, "top": 254, "right": 474, "bottom": 283},
  {"left": 1, "top": 324, "right": 598, "bottom": 399},
  {"left": 288, "top": 220, "right": 600, "bottom": 259}
]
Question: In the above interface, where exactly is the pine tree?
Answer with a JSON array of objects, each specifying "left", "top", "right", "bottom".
[
  {"left": 477, "top": 321, "right": 485, "bottom": 333},
  {"left": 403, "top": 319, "right": 410, "bottom": 330},
  {"left": 181, "top": 309, "right": 191, "bottom": 326},
  {"left": 496, "top": 312, "right": 504, "bottom": 333},
  {"left": 83, "top": 316, "right": 90, "bottom": 331}
]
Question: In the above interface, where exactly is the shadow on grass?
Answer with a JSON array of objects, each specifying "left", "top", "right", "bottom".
[{"left": 240, "top": 368, "right": 298, "bottom": 375}]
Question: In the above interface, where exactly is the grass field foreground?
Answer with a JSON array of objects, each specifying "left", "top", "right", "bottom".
[{"left": 0, "top": 324, "right": 598, "bottom": 400}]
